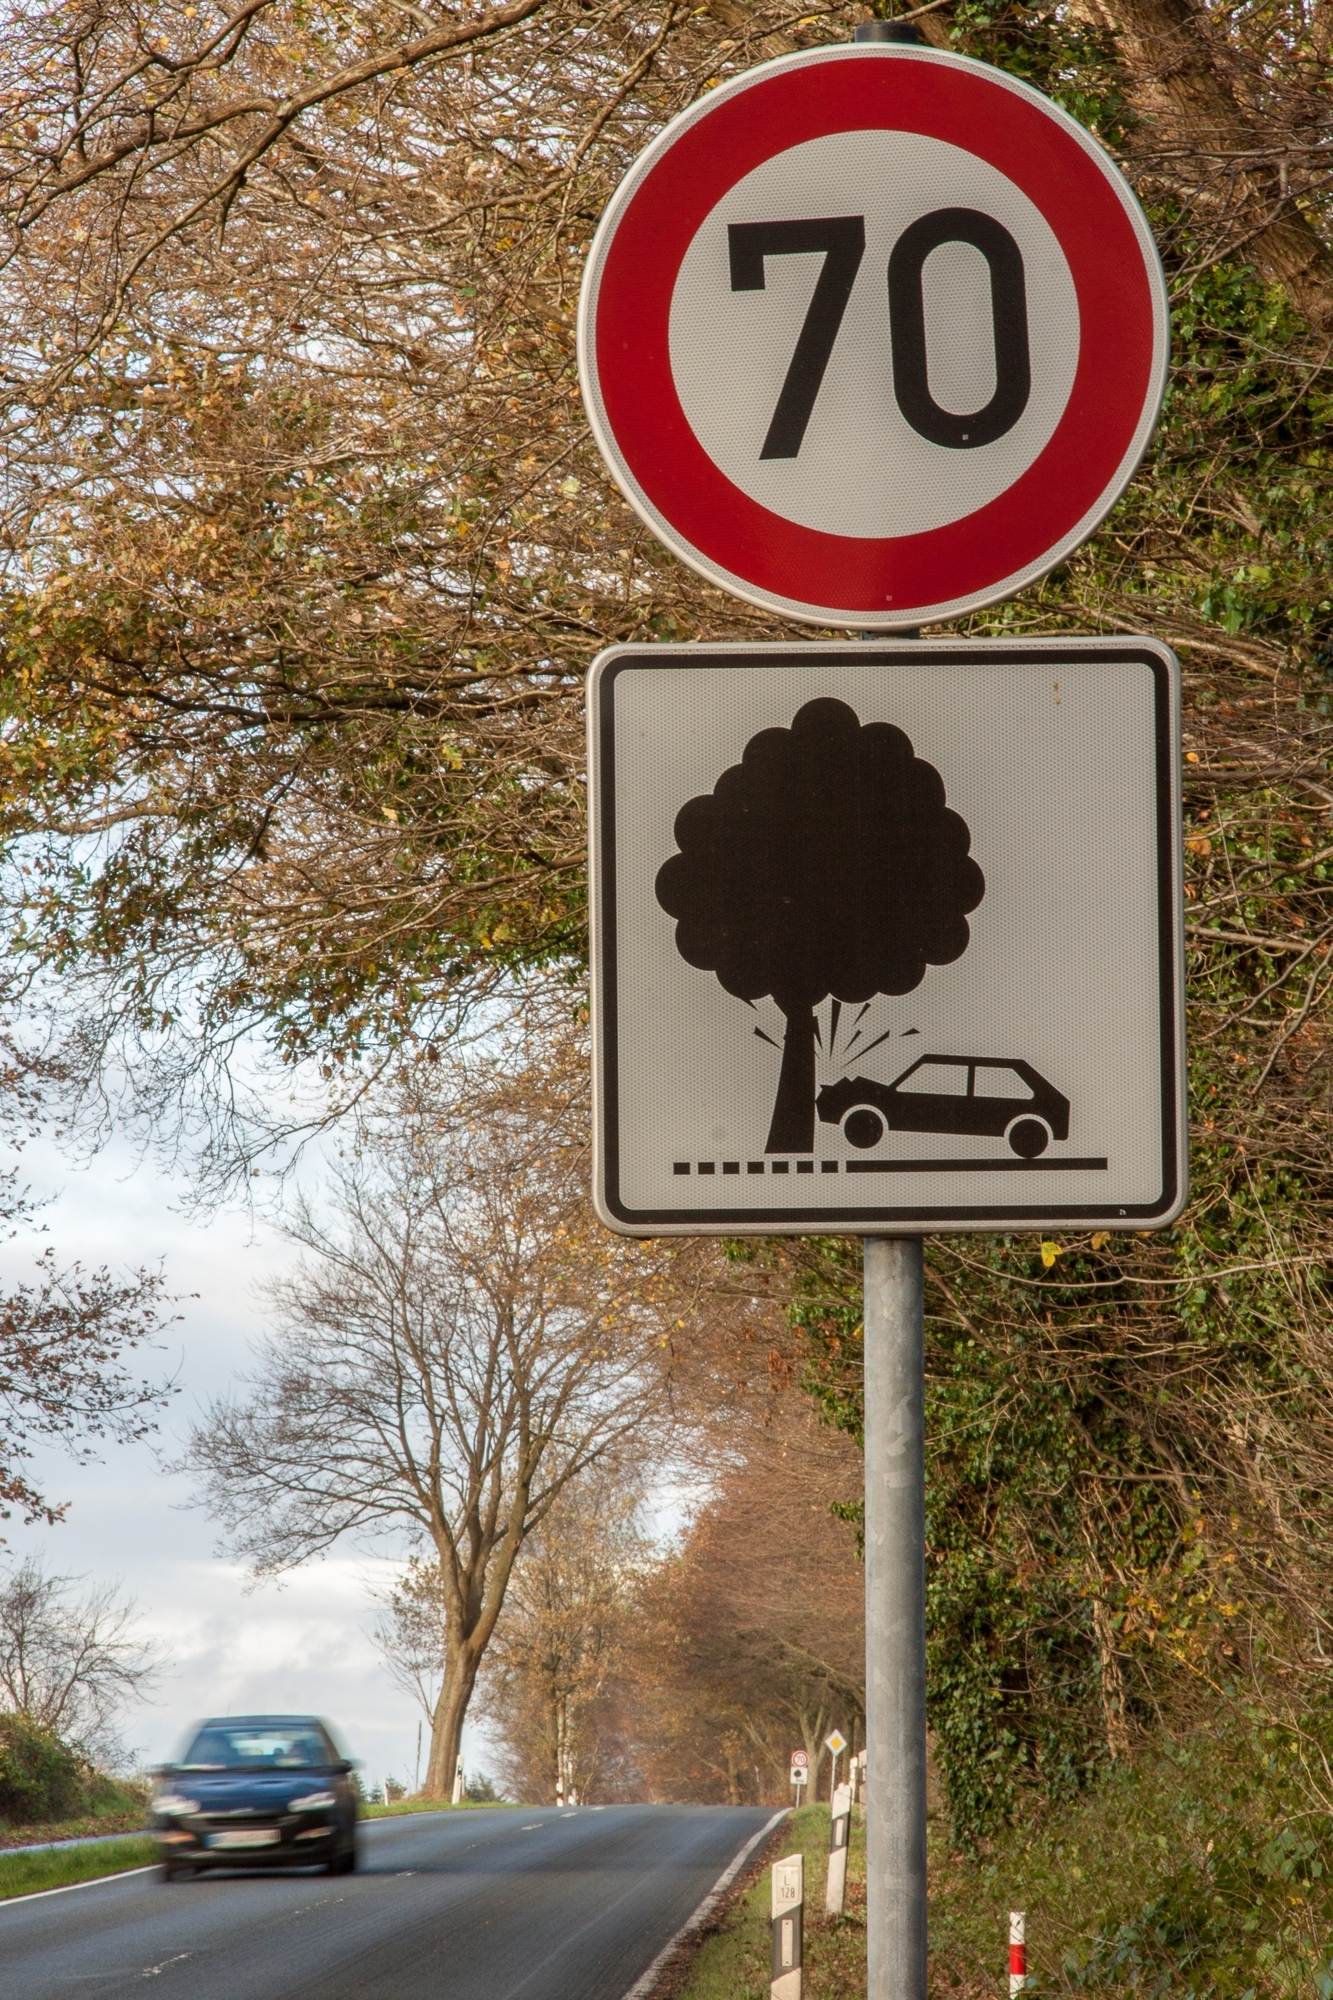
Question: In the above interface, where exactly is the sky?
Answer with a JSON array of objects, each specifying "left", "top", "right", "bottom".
[{"left": 0, "top": 1126, "right": 499, "bottom": 1798}]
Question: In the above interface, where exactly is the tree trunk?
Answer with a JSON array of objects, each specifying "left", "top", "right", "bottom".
[
  {"left": 1092, "top": 1598, "right": 1132, "bottom": 1759},
  {"left": 1082, "top": 0, "right": 1333, "bottom": 335},
  {"left": 766, "top": 1001, "right": 818, "bottom": 1154},
  {"left": 423, "top": 1648, "right": 481, "bottom": 1800}
]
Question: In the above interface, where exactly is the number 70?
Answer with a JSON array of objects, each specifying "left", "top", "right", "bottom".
[{"left": 727, "top": 208, "right": 1031, "bottom": 459}]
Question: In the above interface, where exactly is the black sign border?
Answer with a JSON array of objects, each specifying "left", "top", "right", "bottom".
[{"left": 592, "top": 642, "right": 1184, "bottom": 1234}]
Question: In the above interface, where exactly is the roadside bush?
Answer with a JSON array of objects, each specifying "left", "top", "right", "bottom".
[
  {"left": 930, "top": 1700, "right": 1333, "bottom": 1998},
  {"left": 0, "top": 1712, "right": 86, "bottom": 1825}
]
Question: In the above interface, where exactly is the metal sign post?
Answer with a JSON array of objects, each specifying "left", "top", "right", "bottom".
[
  {"left": 864, "top": 1237, "right": 927, "bottom": 1994},
  {"left": 824, "top": 1728, "right": 848, "bottom": 1800}
]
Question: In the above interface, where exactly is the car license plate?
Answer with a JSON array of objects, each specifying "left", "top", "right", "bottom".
[{"left": 207, "top": 1828, "right": 281, "bottom": 1849}]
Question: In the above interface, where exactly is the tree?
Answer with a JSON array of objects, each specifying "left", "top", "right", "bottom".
[
  {"left": 0, "top": 1558, "right": 160, "bottom": 1766},
  {"left": 655, "top": 698, "right": 984, "bottom": 1154},
  {"left": 184, "top": 1023, "right": 678, "bottom": 1796},
  {"left": 628, "top": 1395, "right": 865, "bottom": 1805},
  {"left": 0, "top": 1248, "right": 172, "bottom": 1528},
  {"left": 0, "top": 1038, "right": 173, "bottom": 1524},
  {"left": 475, "top": 1471, "right": 648, "bottom": 1805}
]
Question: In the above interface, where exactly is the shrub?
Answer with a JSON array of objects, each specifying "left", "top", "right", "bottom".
[{"left": 0, "top": 1712, "right": 86, "bottom": 1825}]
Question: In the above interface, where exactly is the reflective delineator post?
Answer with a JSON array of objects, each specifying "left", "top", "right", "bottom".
[
  {"left": 451, "top": 1756, "right": 464, "bottom": 1806},
  {"left": 771, "top": 1853, "right": 804, "bottom": 2000},
  {"left": 826, "top": 1780, "right": 853, "bottom": 1915},
  {"left": 864, "top": 1236, "right": 928, "bottom": 2000},
  {"left": 1009, "top": 1912, "right": 1027, "bottom": 1996}
]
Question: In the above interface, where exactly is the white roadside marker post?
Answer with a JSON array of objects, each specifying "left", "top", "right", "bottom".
[
  {"left": 826, "top": 1780, "right": 853, "bottom": 1916},
  {"left": 1010, "top": 1911, "right": 1027, "bottom": 1995},
  {"left": 451, "top": 1757, "right": 464, "bottom": 1806},
  {"left": 771, "top": 1853, "right": 804, "bottom": 2000}
]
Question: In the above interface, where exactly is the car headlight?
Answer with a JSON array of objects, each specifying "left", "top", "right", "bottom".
[
  {"left": 289, "top": 1791, "right": 336, "bottom": 1811},
  {"left": 151, "top": 1794, "right": 200, "bottom": 1816}
]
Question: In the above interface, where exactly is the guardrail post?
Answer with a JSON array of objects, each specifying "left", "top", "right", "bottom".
[{"left": 771, "top": 1852, "right": 804, "bottom": 2000}]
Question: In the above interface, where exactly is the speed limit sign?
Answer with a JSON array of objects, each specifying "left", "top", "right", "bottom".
[{"left": 578, "top": 43, "right": 1168, "bottom": 629}]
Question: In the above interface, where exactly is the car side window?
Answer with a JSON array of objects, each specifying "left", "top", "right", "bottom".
[
  {"left": 972, "top": 1066, "right": 1035, "bottom": 1100},
  {"left": 896, "top": 1061, "right": 969, "bottom": 1095}
]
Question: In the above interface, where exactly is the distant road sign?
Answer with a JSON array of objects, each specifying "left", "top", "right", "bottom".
[
  {"left": 791, "top": 1750, "right": 810, "bottom": 1768},
  {"left": 825, "top": 1731, "right": 848, "bottom": 1757},
  {"left": 588, "top": 638, "right": 1186, "bottom": 1234},
  {"left": 578, "top": 43, "right": 1168, "bottom": 629}
]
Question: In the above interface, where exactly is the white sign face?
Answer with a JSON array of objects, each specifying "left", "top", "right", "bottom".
[
  {"left": 588, "top": 641, "right": 1185, "bottom": 1235},
  {"left": 773, "top": 1857, "right": 804, "bottom": 1911},
  {"left": 578, "top": 45, "right": 1168, "bottom": 629}
]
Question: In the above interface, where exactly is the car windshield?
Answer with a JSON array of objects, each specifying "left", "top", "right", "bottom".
[{"left": 179, "top": 1723, "right": 334, "bottom": 1771}]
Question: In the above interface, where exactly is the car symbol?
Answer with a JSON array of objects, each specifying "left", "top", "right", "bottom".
[{"left": 815, "top": 1056, "right": 1071, "bottom": 1158}]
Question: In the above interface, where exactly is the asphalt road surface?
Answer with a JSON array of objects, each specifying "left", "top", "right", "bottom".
[{"left": 2, "top": 1804, "right": 779, "bottom": 2000}]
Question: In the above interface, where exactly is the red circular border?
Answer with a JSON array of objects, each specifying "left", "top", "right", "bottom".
[{"left": 591, "top": 55, "right": 1158, "bottom": 616}]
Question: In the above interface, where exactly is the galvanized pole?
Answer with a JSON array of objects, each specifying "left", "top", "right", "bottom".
[
  {"left": 849, "top": 28, "right": 927, "bottom": 1990},
  {"left": 863, "top": 1236, "right": 927, "bottom": 2000}
]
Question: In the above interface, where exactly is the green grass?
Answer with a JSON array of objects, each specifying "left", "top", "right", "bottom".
[
  {"left": 0, "top": 1836, "right": 157, "bottom": 1901},
  {"left": 675, "top": 1805, "right": 866, "bottom": 2000},
  {"left": 361, "top": 1796, "right": 518, "bottom": 1818}
]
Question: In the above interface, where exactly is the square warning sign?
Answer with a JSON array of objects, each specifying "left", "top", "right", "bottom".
[{"left": 588, "top": 640, "right": 1185, "bottom": 1235}]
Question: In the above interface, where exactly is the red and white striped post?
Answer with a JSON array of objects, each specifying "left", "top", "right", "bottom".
[{"left": 1009, "top": 1912, "right": 1027, "bottom": 1996}]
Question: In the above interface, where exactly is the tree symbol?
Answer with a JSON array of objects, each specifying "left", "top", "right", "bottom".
[{"left": 655, "top": 698, "right": 985, "bottom": 1155}]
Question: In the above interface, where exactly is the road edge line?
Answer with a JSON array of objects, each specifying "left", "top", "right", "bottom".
[
  {"left": 616, "top": 1808, "right": 790, "bottom": 2000},
  {"left": 0, "top": 1865, "right": 157, "bottom": 1910}
]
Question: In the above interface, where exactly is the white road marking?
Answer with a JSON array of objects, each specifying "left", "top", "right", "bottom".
[
  {"left": 0, "top": 1866, "right": 157, "bottom": 1909},
  {"left": 616, "top": 1811, "right": 790, "bottom": 2000}
]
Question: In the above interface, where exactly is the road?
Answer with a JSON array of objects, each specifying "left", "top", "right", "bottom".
[{"left": 2, "top": 1803, "right": 779, "bottom": 2000}]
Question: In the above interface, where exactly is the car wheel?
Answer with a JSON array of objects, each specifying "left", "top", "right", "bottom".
[
  {"left": 1007, "top": 1116, "right": 1052, "bottom": 1159},
  {"left": 161, "top": 1863, "right": 195, "bottom": 1882},
  {"left": 329, "top": 1844, "right": 357, "bottom": 1875},
  {"left": 843, "top": 1107, "right": 884, "bottom": 1150}
]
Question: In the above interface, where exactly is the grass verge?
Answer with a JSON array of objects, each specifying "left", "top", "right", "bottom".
[
  {"left": 361, "top": 1796, "right": 518, "bottom": 1819},
  {"left": 0, "top": 1836, "right": 157, "bottom": 1901},
  {"left": 0, "top": 1780, "right": 150, "bottom": 1851},
  {"left": 672, "top": 1805, "right": 866, "bottom": 2000}
]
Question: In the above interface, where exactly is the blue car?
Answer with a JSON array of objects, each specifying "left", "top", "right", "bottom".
[{"left": 150, "top": 1715, "right": 359, "bottom": 1881}]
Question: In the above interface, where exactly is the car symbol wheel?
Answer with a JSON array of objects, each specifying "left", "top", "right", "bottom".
[
  {"left": 1006, "top": 1116, "right": 1052, "bottom": 1158},
  {"left": 843, "top": 1107, "right": 885, "bottom": 1150}
]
